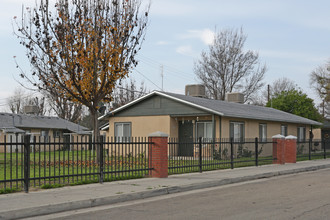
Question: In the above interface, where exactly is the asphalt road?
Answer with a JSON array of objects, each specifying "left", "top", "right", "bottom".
[{"left": 28, "top": 168, "right": 330, "bottom": 220}]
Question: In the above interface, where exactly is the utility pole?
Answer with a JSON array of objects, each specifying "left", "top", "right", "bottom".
[
  {"left": 160, "top": 65, "right": 164, "bottom": 91},
  {"left": 267, "top": 84, "right": 270, "bottom": 103}
]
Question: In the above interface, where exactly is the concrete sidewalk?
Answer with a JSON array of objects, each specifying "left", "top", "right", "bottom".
[{"left": 1, "top": 159, "right": 330, "bottom": 220}]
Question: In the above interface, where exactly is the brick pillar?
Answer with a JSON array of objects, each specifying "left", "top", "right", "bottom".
[
  {"left": 148, "top": 131, "right": 168, "bottom": 178},
  {"left": 285, "top": 135, "right": 297, "bottom": 163},
  {"left": 272, "top": 134, "right": 285, "bottom": 164}
]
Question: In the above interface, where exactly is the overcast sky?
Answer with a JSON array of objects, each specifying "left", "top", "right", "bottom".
[{"left": 0, "top": 0, "right": 329, "bottom": 111}]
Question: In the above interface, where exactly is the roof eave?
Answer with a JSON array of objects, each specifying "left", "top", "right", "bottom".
[
  {"left": 98, "top": 91, "right": 224, "bottom": 120},
  {"left": 155, "top": 92, "right": 224, "bottom": 116},
  {"left": 98, "top": 91, "right": 159, "bottom": 120}
]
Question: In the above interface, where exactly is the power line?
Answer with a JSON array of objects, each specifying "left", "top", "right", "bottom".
[
  {"left": 116, "top": 86, "right": 148, "bottom": 95},
  {"left": 137, "top": 55, "right": 196, "bottom": 81},
  {"left": 134, "top": 69, "right": 162, "bottom": 91},
  {"left": 138, "top": 58, "right": 194, "bottom": 82}
]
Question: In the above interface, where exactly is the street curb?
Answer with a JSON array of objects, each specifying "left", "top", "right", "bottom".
[{"left": 1, "top": 163, "right": 330, "bottom": 220}]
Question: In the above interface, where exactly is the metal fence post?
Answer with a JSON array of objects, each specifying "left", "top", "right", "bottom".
[
  {"left": 24, "top": 135, "right": 31, "bottom": 193},
  {"left": 230, "top": 138, "right": 234, "bottom": 169},
  {"left": 308, "top": 137, "right": 312, "bottom": 160},
  {"left": 199, "top": 137, "right": 202, "bottom": 173},
  {"left": 255, "top": 137, "right": 259, "bottom": 167},
  {"left": 323, "top": 139, "right": 326, "bottom": 159},
  {"left": 99, "top": 136, "right": 104, "bottom": 184}
]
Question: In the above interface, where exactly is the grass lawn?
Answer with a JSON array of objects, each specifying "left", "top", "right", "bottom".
[
  {"left": 0, "top": 149, "right": 150, "bottom": 192},
  {"left": 168, "top": 156, "right": 274, "bottom": 175}
]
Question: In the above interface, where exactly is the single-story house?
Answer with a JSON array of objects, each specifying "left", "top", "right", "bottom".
[
  {"left": 100, "top": 86, "right": 322, "bottom": 147},
  {"left": 0, "top": 112, "right": 90, "bottom": 152}
]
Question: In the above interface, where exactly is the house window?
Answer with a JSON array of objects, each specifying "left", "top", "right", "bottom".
[
  {"left": 41, "top": 130, "right": 49, "bottom": 142},
  {"left": 281, "top": 125, "right": 288, "bottom": 136},
  {"left": 196, "top": 122, "right": 213, "bottom": 140},
  {"left": 53, "top": 130, "right": 62, "bottom": 138},
  {"left": 259, "top": 124, "right": 267, "bottom": 142},
  {"left": 115, "top": 122, "right": 131, "bottom": 142},
  {"left": 297, "top": 127, "right": 306, "bottom": 142},
  {"left": 230, "top": 122, "right": 244, "bottom": 142}
]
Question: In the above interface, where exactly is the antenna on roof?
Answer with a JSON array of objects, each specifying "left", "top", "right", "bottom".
[{"left": 160, "top": 65, "right": 164, "bottom": 91}]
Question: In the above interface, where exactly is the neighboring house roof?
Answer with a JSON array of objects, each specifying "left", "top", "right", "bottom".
[
  {"left": 100, "top": 123, "right": 109, "bottom": 131},
  {"left": 100, "top": 91, "right": 322, "bottom": 126},
  {"left": 1, "top": 127, "right": 25, "bottom": 134},
  {"left": 0, "top": 112, "right": 89, "bottom": 134}
]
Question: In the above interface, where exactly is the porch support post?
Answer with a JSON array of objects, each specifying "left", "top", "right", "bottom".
[
  {"left": 148, "top": 131, "right": 168, "bottom": 178},
  {"left": 212, "top": 114, "right": 215, "bottom": 140},
  {"left": 212, "top": 114, "right": 215, "bottom": 155}
]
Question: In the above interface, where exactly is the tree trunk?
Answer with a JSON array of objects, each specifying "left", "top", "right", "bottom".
[{"left": 91, "top": 109, "right": 101, "bottom": 163}]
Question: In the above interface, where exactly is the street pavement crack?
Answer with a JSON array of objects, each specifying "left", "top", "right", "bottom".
[{"left": 293, "top": 203, "right": 330, "bottom": 219}]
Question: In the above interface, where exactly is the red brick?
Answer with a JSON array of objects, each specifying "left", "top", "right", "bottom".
[
  {"left": 285, "top": 137, "right": 297, "bottom": 163},
  {"left": 148, "top": 136, "right": 168, "bottom": 178},
  {"left": 273, "top": 135, "right": 285, "bottom": 164}
]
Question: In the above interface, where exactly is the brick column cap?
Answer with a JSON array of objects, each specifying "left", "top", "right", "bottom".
[
  {"left": 148, "top": 131, "right": 168, "bottom": 137},
  {"left": 285, "top": 135, "right": 297, "bottom": 140},
  {"left": 272, "top": 134, "right": 285, "bottom": 139}
]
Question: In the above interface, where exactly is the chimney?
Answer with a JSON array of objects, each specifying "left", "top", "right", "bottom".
[
  {"left": 24, "top": 105, "right": 39, "bottom": 115},
  {"left": 185, "top": 84, "right": 206, "bottom": 98},
  {"left": 226, "top": 93, "right": 244, "bottom": 104}
]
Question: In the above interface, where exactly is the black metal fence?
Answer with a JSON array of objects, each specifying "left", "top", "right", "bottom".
[
  {"left": 2, "top": 134, "right": 330, "bottom": 193},
  {"left": 0, "top": 135, "right": 152, "bottom": 193},
  {"left": 168, "top": 138, "right": 276, "bottom": 175},
  {"left": 296, "top": 138, "right": 330, "bottom": 161}
]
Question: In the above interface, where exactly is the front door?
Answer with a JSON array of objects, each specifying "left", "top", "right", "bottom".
[
  {"left": 178, "top": 121, "right": 194, "bottom": 156},
  {"left": 322, "top": 129, "right": 330, "bottom": 149}
]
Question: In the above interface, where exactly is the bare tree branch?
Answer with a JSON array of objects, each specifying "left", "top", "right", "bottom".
[
  {"left": 310, "top": 60, "right": 330, "bottom": 118},
  {"left": 194, "top": 28, "right": 266, "bottom": 102}
]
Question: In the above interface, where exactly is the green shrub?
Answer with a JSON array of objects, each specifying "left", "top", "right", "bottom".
[{"left": 0, "top": 188, "right": 20, "bottom": 194}]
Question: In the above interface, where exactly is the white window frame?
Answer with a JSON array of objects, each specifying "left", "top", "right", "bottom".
[
  {"left": 281, "top": 125, "right": 288, "bottom": 136},
  {"left": 41, "top": 130, "right": 49, "bottom": 142},
  {"left": 196, "top": 121, "right": 213, "bottom": 141},
  {"left": 259, "top": 123, "right": 267, "bottom": 142},
  {"left": 297, "top": 126, "right": 306, "bottom": 142},
  {"left": 230, "top": 121, "right": 245, "bottom": 142},
  {"left": 114, "top": 122, "right": 131, "bottom": 142}
]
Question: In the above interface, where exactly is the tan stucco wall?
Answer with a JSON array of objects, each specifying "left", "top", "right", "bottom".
[
  {"left": 109, "top": 115, "right": 172, "bottom": 138},
  {"left": 220, "top": 117, "right": 314, "bottom": 140},
  {"left": 312, "top": 128, "right": 322, "bottom": 139},
  {"left": 106, "top": 114, "right": 321, "bottom": 157},
  {"left": 108, "top": 114, "right": 317, "bottom": 141}
]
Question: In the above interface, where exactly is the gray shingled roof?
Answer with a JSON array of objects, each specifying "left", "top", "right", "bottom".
[
  {"left": 161, "top": 92, "right": 321, "bottom": 125},
  {"left": 1, "top": 127, "right": 25, "bottom": 133},
  {"left": 0, "top": 113, "right": 89, "bottom": 133},
  {"left": 101, "top": 91, "right": 322, "bottom": 126}
]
